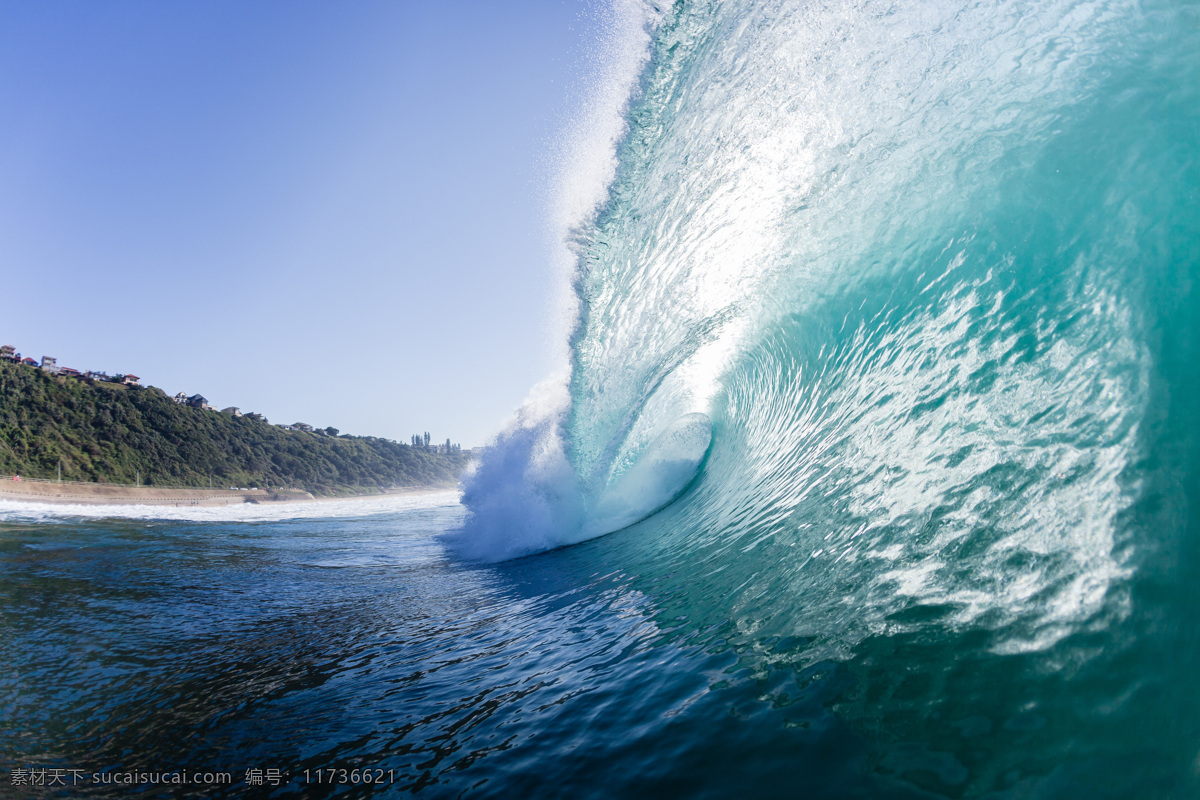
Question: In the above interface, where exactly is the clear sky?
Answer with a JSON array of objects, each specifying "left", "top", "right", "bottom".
[{"left": 0, "top": 1, "right": 611, "bottom": 447}]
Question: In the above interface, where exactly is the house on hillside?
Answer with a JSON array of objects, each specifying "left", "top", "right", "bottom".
[
  {"left": 86, "top": 371, "right": 110, "bottom": 382},
  {"left": 0, "top": 345, "right": 15, "bottom": 361},
  {"left": 121, "top": 374, "right": 140, "bottom": 386},
  {"left": 244, "top": 412, "right": 266, "bottom": 422},
  {"left": 291, "top": 422, "right": 314, "bottom": 432},
  {"left": 187, "top": 394, "right": 214, "bottom": 411},
  {"left": 40, "top": 356, "right": 59, "bottom": 375},
  {"left": 20, "top": 357, "right": 37, "bottom": 367},
  {"left": 221, "top": 407, "right": 242, "bottom": 417},
  {"left": 59, "top": 367, "right": 82, "bottom": 379},
  {"left": 173, "top": 392, "right": 188, "bottom": 404}
]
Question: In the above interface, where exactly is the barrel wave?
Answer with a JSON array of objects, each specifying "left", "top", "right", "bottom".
[
  {"left": 460, "top": 0, "right": 1196, "bottom": 566},
  {"left": 449, "top": 0, "right": 1198, "bottom": 792}
]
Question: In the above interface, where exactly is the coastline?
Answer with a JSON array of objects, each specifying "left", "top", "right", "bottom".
[{"left": 0, "top": 480, "right": 457, "bottom": 508}]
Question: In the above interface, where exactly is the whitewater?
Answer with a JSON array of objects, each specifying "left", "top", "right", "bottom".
[{"left": 3, "top": 0, "right": 1197, "bottom": 797}]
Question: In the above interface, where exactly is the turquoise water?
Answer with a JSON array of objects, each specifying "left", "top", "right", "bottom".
[{"left": 5, "top": 0, "right": 1200, "bottom": 796}]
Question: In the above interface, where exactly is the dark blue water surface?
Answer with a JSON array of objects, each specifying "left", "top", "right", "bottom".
[{"left": 1, "top": 490, "right": 1197, "bottom": 798}]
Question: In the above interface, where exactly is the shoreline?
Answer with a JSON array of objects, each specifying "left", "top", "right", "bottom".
[{"left": 0, "top": 480, "right": 457, "bottom": 508}]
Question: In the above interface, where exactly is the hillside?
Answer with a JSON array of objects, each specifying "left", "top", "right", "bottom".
[{"left": 0, "top": 360, "right": 470, "bottom": 495}]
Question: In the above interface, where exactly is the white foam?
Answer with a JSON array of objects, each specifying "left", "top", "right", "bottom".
[
  {"left": 447, "top": 377, "right": 586, "bottom": 562},
  {"left": 0, "top": 490, "right": 460, "bottom": 524}
]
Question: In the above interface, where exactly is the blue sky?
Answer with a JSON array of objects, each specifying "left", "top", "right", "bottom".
[{"left": 0, "top": 1, "right": 611, "bottom": 446}]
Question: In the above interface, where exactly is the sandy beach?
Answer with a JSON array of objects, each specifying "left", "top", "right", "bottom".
[{"left": 0, "top": 479, "right": 454, "bottom": 507}]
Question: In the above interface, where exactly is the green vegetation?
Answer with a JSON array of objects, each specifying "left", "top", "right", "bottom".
[{"left": 0, "top": 360, "right": 470, "bottom": 495}]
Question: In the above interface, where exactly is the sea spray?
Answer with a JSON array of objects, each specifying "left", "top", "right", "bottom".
[{"left": 451, "top": 0, "right": 666, "bottom": 560}]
